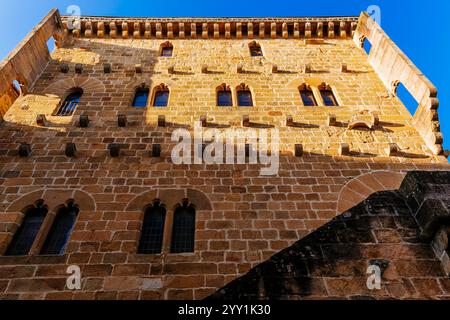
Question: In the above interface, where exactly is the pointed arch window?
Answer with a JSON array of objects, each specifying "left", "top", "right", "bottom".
[
  {"left": 138, "top": 200, "right": 166, "bottom": 254},
  {"left": 153, "top": 84, "right": 170, "bottom": 107},
  {"left": 56, "top": 88, "right": 83, "bottom": 116},
  {"left": 237, "top": 83, "right": 253, "bottom": 107},
  {"left": 40, "top": 201, "right": 79, "bottom": 255},
  {"left": 170, "top": 200, "right": 196, "bottom": 254},
  {"left": 6, "top": 201, "right": 47, "bottom": 256},
  {"left": 249, "top": 41, "right": 263, "bottom": 57},
  {"left": 299, "top": 84, "right": 317, "bottom": 107},
  {"left": 160, "top": 42, "right": 174, "bottom": 57},
  {"left": 132, "top": 85, "right": 150, "bottom": 107},
  {"left": 217, "top": 83, "right": 233, "bottom": 107},
  {"left": 319, "top": 83, "right": 339, "bottom": 106}
]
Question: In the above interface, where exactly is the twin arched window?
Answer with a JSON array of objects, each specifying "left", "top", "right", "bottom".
[
  {"left": 5, "top": 200, "right": 78, "bottom": 256},
  {"left": 56, "top": 88, "right": 83, "bottom": 116},
  {"left": 216, "top": 83, "right": 254, "bottom": 107},
  {"left": 138, "top": 199, "right": 196, "bottom": 254},
  {"left": 299, "top": 83, "right": 338, "bottom": 107}
]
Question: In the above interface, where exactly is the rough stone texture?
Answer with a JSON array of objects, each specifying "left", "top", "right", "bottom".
[
  {"left": 0, "top": 9, "right": 448, "bottom": 300},
  {"left": 209, "top": 172, "right": 450, "bottom": 300}
]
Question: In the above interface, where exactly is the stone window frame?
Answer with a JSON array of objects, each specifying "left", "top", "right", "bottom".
[
  {"left": 159, "top": 41, "right": 174, "bottom": 57},
  {"left": 298, "top": 83, "right": 319, "bottom": 107},
  {"left": 151, "top": 83, "right": 171, "bottom": 107},
  {"left": 216, "top": 83, "right": 233, "bottom": 107},
  {"left": 137, "top": 198, "right": 197, "bottom": 255},
  {"left": 53, "top": 87, "right": 84, "bottom": 116},
  {"left": 137, "top": 199, "right": 167, "bottom": 254},
  {"left": 3, "top": 199, "right": 80, "bottom": 257},
  {"left": 317, "top": 82, "right": 341, "bottom": 107},
  {"left": 130, "top": 83, "right": 150, "bottom": 108},
  {"left": 248, "top": 41, "right": 264, "bottom": 57},
  {"left": 236, "top": 83, "right": 255, "bottom": 107}
]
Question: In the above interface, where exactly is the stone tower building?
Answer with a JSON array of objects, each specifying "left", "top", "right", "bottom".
[{"left": 0, "top": 9, "right": 449, "bottom": 300}]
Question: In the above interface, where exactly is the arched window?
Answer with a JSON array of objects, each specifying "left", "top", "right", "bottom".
[
  {"left": 217, "top": 83, "right": 232, "bottom": 107},
  {"left": 132, "top": 85, "right": 149, "bottom": 107},
  {"left": 237, "top": 83, "right": 253, "bottom": 107},
  {"left": 249, "top": 41, "right": 263, "bottom": 57},
  {"left": 319, "top": 83, "right": 338, "bottom": 106},
  {"left": 170, "top": 200, "right": 196, "bottom": 254},
  {"left": 138, "top": 200, "right": 166, "bottom": 254},
  {"left": 299, "top": 84, "right": 317, "bottom": 106},
  {"left": 40, "top": 201, "right": 79, "bottom": 255},
  {"left": 56, "top": 88, "right": 83, "bottom": 116},
  {"left": 153, "top": 84, "right": 170, "bottom": 107},
  {"left": 160, "top": 41, "right": 173, "bottom": 57},
  {"left": 6, "top": 200, "right": 47, "bottom": 256}
]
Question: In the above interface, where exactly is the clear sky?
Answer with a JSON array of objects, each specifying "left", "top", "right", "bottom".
[{"left": 1, "top": 0, "right": 449, "bottom": 150}]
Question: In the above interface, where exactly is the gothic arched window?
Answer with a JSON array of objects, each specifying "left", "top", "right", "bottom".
[
  {"left": 153, "top": 84, "right": 170, "bottom": 107},
  {"left": 170, "top": 200, "right": 196, "bottom": 254},
  {"left": 299, "top": 84, "right": 318, "bottom": 106},
  {"left": 138, "top": 200, "right": 166, "bottom": 254},
  {"left": 319, "top": 83, "right": 339, "bottom": 106},
  {"left": 40, "top": 201, "right": 79, "bottom": 255},
  {"left": 132, "top": 85, "right": 150, "bottom": 107},
  {"left": 237, "top": 83, "right": 253, "bottom": 107},
  {"left": 6, "top": 201, "right": 47, "bottom": 256},
  {"left": 217, "top": 83, "right": 233, "bottom": 107},
  {"left": 249, "top": 41, "right": 263, "bottom": 57}
]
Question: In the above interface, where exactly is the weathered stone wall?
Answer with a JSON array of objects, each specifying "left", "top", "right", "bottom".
[{"left": 0, "top": 11, "right": 448, "bottom": 300}]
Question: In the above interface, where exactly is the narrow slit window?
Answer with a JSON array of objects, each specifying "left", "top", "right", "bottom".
[
  {"left": 133, "top": 88, "right": 149, "bottom": 107},
  {"left": 237, "top": 90, "right": 253, "bottom": 107},
  {"left": 138, "top": 202, "right": 166, "bottom": 254},
  {"left": 300, "top": 89, "right": 318, "bottom": 106},
  {"left": 6, "top": 203, "right": 47, "bottom": 256},
  {"left": 153, "top": 88, "right": 169, "bottom": 107},
  {"left": 40, "top": 204, "right": 78, "bottom": 255},
  {"left": 321, "top": 90, "right": 338, "bottom": 106},
  {"left": 56, "top": 89, "right": 83, "bottom": 116},
  {"left": 170, "top": 203, "right": 196, "bottom": 254}
]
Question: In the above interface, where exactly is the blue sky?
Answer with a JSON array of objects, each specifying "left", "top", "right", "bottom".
[{"left": 1, "top": 0, "right": 449, "bottom": 150}]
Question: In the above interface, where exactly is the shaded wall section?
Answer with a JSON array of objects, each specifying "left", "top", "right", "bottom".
[{"left": 209, "top": 171, "right": 450, "bottom": 300}]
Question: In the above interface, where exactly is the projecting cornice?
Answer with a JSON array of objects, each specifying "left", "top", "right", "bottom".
[{"left": 60, "top": 16, "right": 360, "bottom": 40}]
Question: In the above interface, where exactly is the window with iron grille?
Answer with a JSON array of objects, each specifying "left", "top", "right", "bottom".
[
  {"left": 320, "top": 90, "right": 338, "bottom": 106},
  {"left": 170, "top": 203, "right": 196, "bottom": 254},
  {"left": 56, "top": 89, "right": 83, "bottom": 116},
  {"left": 153, "top": 90, "right": 169, "bottom": 107},
  {"left": 138, "top": 203, "right": 166, "bottom": 254},
  {"left": 40, "top": 204, "right": 78, "bottom": 255},
  {"left": 300, "top": 89, "right": 318, "bottom": 106},
  {"left": 133, "top": 88, "right": 149, "bottom": 107},
  {"left": 6, "top": 204, "right": 47, "bottom": 256},
  {"left": 237, "top": 90, "right": 253, "bottom": 107}
]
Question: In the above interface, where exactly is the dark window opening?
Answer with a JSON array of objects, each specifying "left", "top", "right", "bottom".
[
  {"left": 56, "top": 89, "right": 83, "bottom": 116},
  {"left": 40, "top": 205, "right": 78, "bottom": 255},
  {"left": 133, "top": 88, "right": 149, "bottom": 107},
  {"left": 6, "top": 204, "right": 47, "bottom": 256},
  {"left": 153, "top": 90, "right": 169, "bottom": 107},
  {"left": 170, "top": 203, "right": 196, "bottom": 254},
  {"left": 249, "top": 44, "right": 263, "bottom": 57},
  {"left": 161, "top": 46, "right": 173, "bottom": 57},
  {"left": 138, "top": 203, "right": 166, "bottom": 254},
  {"left": 237, "top": 90, "right": 253, "bottom": 107},
  {"left": 217, "top": 90, "right": 233, "bottom": 106},
  {"left": 321, "top": 90, "right": 338, "bottom": 106},
  {"left": 396, "top": 83, "right": 418, "bottom": 115},
  {"left": 300, "top": 90, "right": 317, "bottom": 106}
]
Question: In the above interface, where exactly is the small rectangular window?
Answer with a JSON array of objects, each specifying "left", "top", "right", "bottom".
[
  {"left": 153, "top": 91, "right": 169, "bottom": 107},
  {"left": 238, "top": 91, "right": 253, "bottom": 107},
  {"left": 300, "top": 90, "right": 317, "bottom": 106},
  {"left": 321, "top": 90, "right": 338, "bottom": 106},
  {"left": 217, "top": 91, "right": 233, "bottom": 106}
]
